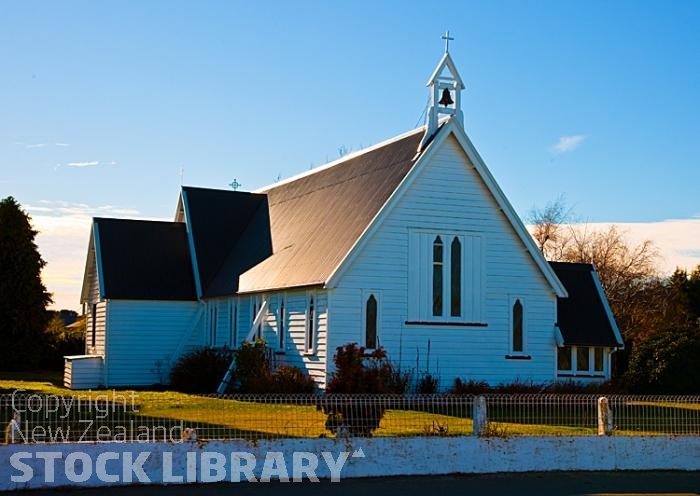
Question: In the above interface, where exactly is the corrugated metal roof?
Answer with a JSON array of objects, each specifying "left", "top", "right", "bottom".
[
  {"left": 182, "top": 187, "right": 272, "bottom": 297},
  {"left": 94, "top": 218, "right": 197, "bottom": 300},
  {"left": 238, "top": 128, "right": 424, "bottom": 293},
  {"left": 550, "top": 262, "right": 623, "bottom": 347}
]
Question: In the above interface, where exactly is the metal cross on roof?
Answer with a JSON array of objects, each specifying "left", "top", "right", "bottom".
[
  {"left": 442, "top": 30, "right": 454, "bottom": 53},
  {"left": 229, "top": 178, "right": 242, "bottom": 191}
]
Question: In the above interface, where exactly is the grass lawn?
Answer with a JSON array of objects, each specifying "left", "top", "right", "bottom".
[{"left": 1, "top": 373, "right": 697, "bottom": 441}]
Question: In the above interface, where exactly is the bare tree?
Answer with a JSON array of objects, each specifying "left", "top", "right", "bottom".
[
  {"left": 530, "top": 198, "right": 662, "bottom": 344},
  {"left": 528, "top": 195, "right": 572, "bottom": 259},
  {"left": 560, "top": 225, "right": 660, "bottom": 343}
]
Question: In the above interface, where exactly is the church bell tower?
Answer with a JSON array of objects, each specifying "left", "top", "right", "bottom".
[{"left": 420, "top": 31, "right": 465, "bottom": 150}]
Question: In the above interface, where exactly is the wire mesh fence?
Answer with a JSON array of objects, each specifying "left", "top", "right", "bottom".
[{"left": 2, "top": 392, "right": 699, "bottom": 443}]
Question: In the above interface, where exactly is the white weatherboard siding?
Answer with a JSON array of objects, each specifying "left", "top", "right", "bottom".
[
  {"left": 330, "top": 135, "right": 558, "bottom": 387},
  {"left": 85, "top": 262, "right": 106, "bottom": 357},
  {"left": 236, "top": 295, "right": 251, "bottom": 348},
  {"left": 63, "top": 355, "right": 103, "bottom": 389},
  {"left": 204, "top": 297, "right": 235, "bottom": 348},
  {"left": 260, "top": 290, "right": 328, "bottom": 388},
  {"left": 104, "top": 300, "right": 203, "bottom": 387}
]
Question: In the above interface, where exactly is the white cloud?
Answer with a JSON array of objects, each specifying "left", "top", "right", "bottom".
[
  {"left": 24, "top": 201, "right": 155, "bottom": 311},
  {"left": 67, "top": 161, "right": 99, "bottom": 168},
  {"left": 551, "top": 135, "right": 586, "bottom": 154},
  {"left": 55, "top": 143, "right": 70, "bottom": 147},
  {"left": 584, "top": 219, "right": 700, "bottom": 275},
  {"left": 26, "top": 143, "right": 48, "bottom": 149}
]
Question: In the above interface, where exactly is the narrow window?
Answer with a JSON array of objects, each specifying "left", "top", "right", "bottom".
[
  {"left": 278, "top": 300, "right": 285, "bottom": 350},
  {"left": 432, "top": 236, "right": 444, "bottom": 316},
  {"left": 557, "top": 346, "right": 571, "bottom": 370},
  {"left": 594, "top": 348, "right": 604, "bottom": 372},
  {"left": 209, "top": 307, "right": 217, "bottom": 346},
  {"left": 512, "top": 299, "right": 523, "bottom": 352},
  {"left": 576, "top": 346, "right": 590, "bottom": 372},
  {"left": 450, "top": 237, "right": 462, "bottom": 317},
  {"left": 229, "top": 302, "right": 237, "bottom": 348},
  {"left": 366, "top": 294, "right": 377, "bottom": 349},
  {"left": 91, "top": 303, "right": 97, "bottom": 348},
  {"left": 305, "top": 297, "right": 315, "bottom": 353}
]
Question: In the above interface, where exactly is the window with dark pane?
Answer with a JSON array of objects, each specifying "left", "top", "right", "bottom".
[
  {"left": 91, "top": 303, "right": 97, "bottom": 347},
  {"left": 366, "top": 294, "right": 377, "bottom": 349},
  {"left": 594, "top": 347, "right": 604, "bottom": 372},
  {"left": 432, "top": 236, "right": 443, "bottom": 316},
  {"left": 231, "top": 303, "right": 237, "bottom": 347},
  {"left": 306, "top": 297, "right": 315, "bottom": 352},
  {"left": 512, "top": 299, "right": 523, "bottom": 352},
  {"left": 450, "top": 236, "right": 461, "bottom": 317},
  {"left": 279, "top": 300, "right": 285, "bottom": 350},
  {"left": 576, "top": 346, "right": 590, "bottom": 371},
  {"left": 557, "top": 346, "right": 571, "bottom": 370}
]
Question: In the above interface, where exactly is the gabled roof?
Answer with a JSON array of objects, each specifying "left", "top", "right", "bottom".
[
  {"left": 550, "top": 262, "right": 624, "bottom": 348},
  {"left": 237, "top": 128, "right": 425, "bottom": 293},
  {"left": 325, "top": 119, "right": 568, "bottom": 298},
  {"left": 181, "top": 187, "right": 272, "bottom": 298},
  {"left": 427, "top": 52, "right": 465, "bottom": 89},
  {"left": 89, "top": 218, "right": 197, "bottom": 301}
]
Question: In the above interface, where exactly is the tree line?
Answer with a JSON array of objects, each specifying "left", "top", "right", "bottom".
[
  {"left": 0, "top": 197, "right": 83, "bottom": 371},
  {"left": 531, "top": 198, "right": 700, "bottom": 393}
]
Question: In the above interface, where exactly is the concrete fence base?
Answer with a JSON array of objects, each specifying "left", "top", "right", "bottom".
[{"left": 3, "top": 436, "right": 700, "bottom": 491}]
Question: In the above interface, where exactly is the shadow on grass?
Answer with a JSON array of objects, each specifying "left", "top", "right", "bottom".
[{"left": 0, "top": 370, "right": 65, "bottom": 390}]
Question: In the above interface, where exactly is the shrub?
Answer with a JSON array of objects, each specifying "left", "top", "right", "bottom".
[
  {"left": 416, "top": 373, "right": 439, "bottom": 394},
  {"left": 235, "top": 339, "right": 272, "bottom": 393},
  {"left": 42, "top": 316, "right": 85, "bottom": 370},
  {"left": 170, "top": 347, "right": 235, "bottom": 393},
  {"left": 321, "top": 343, "right": 404, "bottom": 436},
  {"left": 449, "top": 378, "right": 490, "bottom": 395},
  {"left": 544, "top": 379, "right": 622, "bottom": 394},
  {"left": 491, "top": 379, "right": 542, "bottom": 394},
  {"left": 623, "top": 326, "right": 700, "bottom": 394},
  {"left": 271, "top": 365, "right": 316, "bottom": 394}
]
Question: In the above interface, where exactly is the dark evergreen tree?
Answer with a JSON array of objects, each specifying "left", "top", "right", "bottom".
[{"left": 0, "top": 196, "right": 52, "bottom": 370}]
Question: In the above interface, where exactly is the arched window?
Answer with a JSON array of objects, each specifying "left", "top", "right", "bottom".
[
  {"left": 278, "top": 300, "right": 285, "bottom": 350},
  {"left": 432, "top": 236, "right": 443, "bottom": 316},
  {"left": 230, "top": 301, "right": 237, "bottom": 348},
  {"left": 512, "top": 299, "right": 523, "bottom": 352},
  {"left": 366, "top": 294, "right": 377, "bottom": 349},
  {"left": 450, "top": 236, "right": 461, "bottom": 317},
  {"left": 305, "top": 297, "right": 315, "bottom": 353}
]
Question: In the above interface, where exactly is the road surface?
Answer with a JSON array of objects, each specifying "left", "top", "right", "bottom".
[{"left": 13, "top": 471, "right": 700, "bottom": 495}]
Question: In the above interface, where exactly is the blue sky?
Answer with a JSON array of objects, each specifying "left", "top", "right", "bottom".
[{"left": 1, "top": 1, "right": 699, "bottom": 309}]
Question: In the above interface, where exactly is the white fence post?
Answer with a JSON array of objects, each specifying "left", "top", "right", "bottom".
[
  {"left": 597, "top": 396, "right": 613, "bottom": 436},
  {"left": 473, "top": 395, "right": 488, "bottom": 436}
]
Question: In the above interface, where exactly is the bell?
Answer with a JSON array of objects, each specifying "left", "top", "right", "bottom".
[{"left": 438, "top": 88, "right": 454, "bottom": 106}]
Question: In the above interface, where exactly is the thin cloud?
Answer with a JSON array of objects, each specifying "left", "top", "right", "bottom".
[
  {"left": 24, "top": 201, "right": 154, "bottom": 311},
  {"left": 528, "top": 218, "right": 700, "bottom": 275},
  {"left": 26, "top": 143, "right": 48, "bottom": 149},
  {"left": 55, "top": 143, "right": 70, "bottom": 147},
  {"left": 67, "top": 161, "right": 99, "bottom": 168},
  {"left": 551, "top": 135, "right": 586, "bottom": 154}
]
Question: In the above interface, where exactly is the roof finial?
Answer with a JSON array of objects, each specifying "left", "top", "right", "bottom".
[{"left": 442, "top": 30, "right": 454, "bottom": 54}]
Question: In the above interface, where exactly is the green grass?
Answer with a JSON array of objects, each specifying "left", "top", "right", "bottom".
[{"left": 1, "top": 374, "right": 698, "bottom": 441}]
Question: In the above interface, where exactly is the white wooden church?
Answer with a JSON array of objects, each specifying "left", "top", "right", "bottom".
[{"left": 65, "top": 46, "right": 623, "bottom": 390}]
